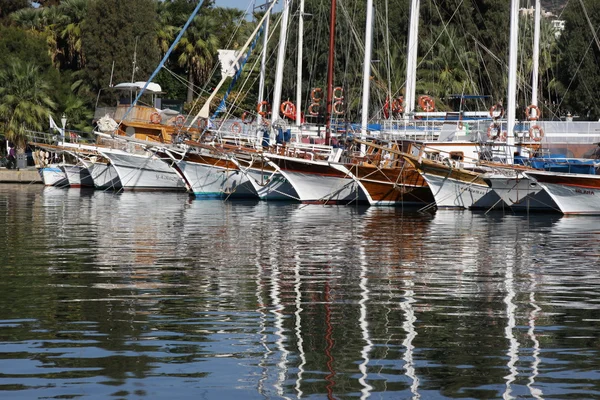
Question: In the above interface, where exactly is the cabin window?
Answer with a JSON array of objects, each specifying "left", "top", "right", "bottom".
[{"left": 449, "top": 151, "right": 464, "bottom": 161}]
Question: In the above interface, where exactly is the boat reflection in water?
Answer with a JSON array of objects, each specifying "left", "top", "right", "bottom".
[{"left": 2, "top": 186, "right": 600, "bottom": 398}]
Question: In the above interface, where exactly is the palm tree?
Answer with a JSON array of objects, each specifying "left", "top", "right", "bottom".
[
  {"left": 0, "top": 60, "right": 57, "bottom": 147},
  {"left": 177, "top": 13, "right": 221, "bottom": 104},
  {"left": 419, "top": 24, "right": 479, "bottom": 109},
  {"left": 59, "top": 0, "right": 88, "bottom": 69}
]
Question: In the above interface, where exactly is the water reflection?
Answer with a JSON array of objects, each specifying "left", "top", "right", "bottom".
[{"left": 1, "top": 185, "right": 600, "bottom": 398}]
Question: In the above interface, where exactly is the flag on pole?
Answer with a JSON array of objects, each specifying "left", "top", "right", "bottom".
[{"left": 49, "top": 115, "right": 64, "bottom": 138}]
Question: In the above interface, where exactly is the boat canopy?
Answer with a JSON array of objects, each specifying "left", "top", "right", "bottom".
[{"left": 112, "top": 82, "right": 163, "bottom": 94}]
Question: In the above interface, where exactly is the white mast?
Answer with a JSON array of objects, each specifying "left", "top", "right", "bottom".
[
  {"left": 271, "top": 0, "right": 291, "bottom": 124},
  {"left": 360, "top": 0, "right": 374, "bottom": 142},
  {"left": 506, "top": 0, "right": 519, "bottom": 144},
  {"left": 257, "top": 3, "right": 272, "bottom": 125},
  {"left": 404, "top": 0, "right": 420, "bottom": 117},
  {"left": 295, "top": 0, "right": 305, "bottom": 127},
  {"left": 531, "top": 0, "right": 541, "bottom": 111}
]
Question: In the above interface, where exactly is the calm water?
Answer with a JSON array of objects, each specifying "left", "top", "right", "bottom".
[{"left": 1, "top": 184, "right": 600, "bottom": 399}]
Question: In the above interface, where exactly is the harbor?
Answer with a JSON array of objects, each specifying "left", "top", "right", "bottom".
[
  {"left": 1, "top": 184, "right": 599, "bottom": 399},
  {"left": 2, "top": 0, "right": 600, "bottom": 398}
]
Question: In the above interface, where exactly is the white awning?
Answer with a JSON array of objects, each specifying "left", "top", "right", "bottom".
[{"left": 112, "top": 81, "right": 163, "bottom": 94}]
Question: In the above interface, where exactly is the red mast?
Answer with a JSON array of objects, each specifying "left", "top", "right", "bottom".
[{"left": 325, "top": 0, "right": 337, "bottom": 144}]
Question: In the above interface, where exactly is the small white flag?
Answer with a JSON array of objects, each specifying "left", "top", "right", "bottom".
[{"left": 49, "top": 115, "right": 64, "bottom": 137}]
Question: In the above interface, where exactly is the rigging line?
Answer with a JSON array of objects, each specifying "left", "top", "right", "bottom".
[
  {"left": 186, "top": 2, "right": 256, "bottom": 117},
  {"left": 579, "top": 0, "right": 600, "bottom": 57},
  {"left": 414, "top": 0, "right": 464, "bottom": 86},
  {"left": 120, "top": 0, "right": 206, "bottom": 124},
  {"left": 555, "top": 31, "right": 598, "bottom": 113},
  {"left": 227, "top": 4, "right": 284, "bottom": 113}
]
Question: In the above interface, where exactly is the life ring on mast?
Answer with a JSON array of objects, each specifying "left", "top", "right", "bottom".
[
  {"left": 281, "top": 101, "right": 296, "bottom": 118},
  {"left": 529, "top": 125, "right": 544, "bottom": 141},
  {"left": 393, "top": 96, "right": 404, "bottom": 113},
  {"left": 308, "top": 103, "right": 320, "bottom": 116},
  {"left": 384, "top": 97, "right": 404, "bottom": 118},
  {"left": 333, "top": 100, "right": 344, "bottom": 115},
  {"left": 311, "top": 88, "right": 323, "bottom": 103},
  {"left": 256, "top": 101, "right": 270, "bottom": 117},
  {"left": 175, "top": 114, "right": 185, "bottom": 127},
  {"left": 197, "top": 118, "right": 208, "bottom": 130},
  {"left": 231, "top": 122, "right": 242, "bottom": 133},
  {"left": 525, "top": 104, "right": 540, "bottom": 121},
  {"left": 419, "top": 95, "right": 435, "bottom": 112},
  {"left": 150, "top": 112, "right": 161, "bottom": 124},
  {"left": 241, "top": 111, "right": 255, "bottom": 125},
  {"left": 489, "top": 103, "right": 505, "bottom": 119},
  {"left": 333, "top": 86, "right": 344, "bottom": 100}
]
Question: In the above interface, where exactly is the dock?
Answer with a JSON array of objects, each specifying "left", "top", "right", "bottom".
[{"left": 0, "top": 168, "right": 43, "bottom": 184}]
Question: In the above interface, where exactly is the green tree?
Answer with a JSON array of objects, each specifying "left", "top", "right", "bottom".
[
  {"left": 177, "top": 12, "right": 221, "bottom": 104},
  {"left": 556, "top": 0, "right": 600, "bottom": 119},
  {"left": 82, "top": 0, "right": 160, "bottom": 104},
  {"left": 0, "top": 60, "right": 57, "bottom": 146},
  {"left": 0, "top": 0, "right": 28, "bottom": 19}
]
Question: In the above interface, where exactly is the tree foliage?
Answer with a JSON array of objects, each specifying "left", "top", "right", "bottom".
[
  {"left": 82, "top": 0, "right": 160, "bottom": 105},
  {"left": 555, "top": 0, "right": 600, "bottom": 119},
  {"left": 0, "top": 60, "right": 57, "bottom": 146}
]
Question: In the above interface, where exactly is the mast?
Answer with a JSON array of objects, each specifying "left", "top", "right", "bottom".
[
  {"left": 296, "top": 0, "right": 305, "bottom": 127},
  {"left": 360, "top": 0, "right": 374, "bottom": 145},
  {"left": 531, "top": 0, "right": 541, "bottom": 111},
  {"left": 271, "top": 0, "right": 291, "bottom": 124},
  {"left": 325, "top": 0, "right": 337, "bottom": 144},
  {"left": 506, "top": 0, "right": 519, "bottom": 144},
  {"left": 195, "top": 1, "right": 277, "bottom": 122},
  {"left": 257, "top": 2, "right": 272, "bottom": 126},
  {"left": 404, "top": 0, "right": 420, "bottom": 117}
]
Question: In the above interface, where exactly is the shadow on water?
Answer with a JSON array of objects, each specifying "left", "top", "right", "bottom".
[{"left": 1, "top": 185, "right": 600, "bottom": 398}]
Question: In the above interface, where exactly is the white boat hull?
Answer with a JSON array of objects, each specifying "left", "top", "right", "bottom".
[
  {"left": 89, "top": 162, "right": 122, "bottom": 190},
  {"left": 99, "top": 149, "right": 185, "bottom": 191},
  {"left": 525, "top": 171, "right": 600, "bottom": 214},
  {"left": 178, "top": 159, "right": 257, "bottom": 198},
  {"left": 422, "top": 172, "right": 491, "bottom": 208},
  {"left": 485, "top": 173, "right": 558, "bottom": 211},
  {"left": 39, "top": 164, "right": 69, "bottom": 187},
  {"left": 243, "top": 167, "right": 299, "bottom": 201},
  {"left": 61, "top": 165, "right": 94, "bottom": 188}
]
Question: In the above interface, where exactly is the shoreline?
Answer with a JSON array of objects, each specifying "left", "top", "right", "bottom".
[{"left": 0, "top": 168, "right": 43, "bottom": 184}]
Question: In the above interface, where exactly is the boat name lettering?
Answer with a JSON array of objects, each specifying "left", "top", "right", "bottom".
[
  {"left": 575, "top": 188, "right": 595, "bottom": 195},
  {"left": 155, "top": 173, "right": 179, "bottom": 182}
]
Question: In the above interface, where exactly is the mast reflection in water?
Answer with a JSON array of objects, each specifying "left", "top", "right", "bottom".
[{"left": 1, "top": 184, "right": 600, "bottom": 399}]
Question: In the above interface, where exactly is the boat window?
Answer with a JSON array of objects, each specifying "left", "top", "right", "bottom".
[{"left": 449, "top": 151, "right": 464, "bottom": 161}]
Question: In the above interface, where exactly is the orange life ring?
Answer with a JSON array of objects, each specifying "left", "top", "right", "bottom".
[
  {"left": 333, "top": 100, "right": 344, "bottom": 115},
  {"left": 256, "top": 101, "right": 270, "bottom": 117},
  {"left": 150, "top": 112, "right": 161, "bottom": 124},
  {"left": 175, "top": 114, "right": 185, "bottom": 127},
  {"left": 197, "top": 118, "right": 208, "bottom": 130},
  {"left": 392, "top": 96, "right": 404, "bottom": 113},
  {"left": 311, "top": 88, "right": 323, "bottom": 103},
  {"left": 231, "top": 122, "right": 242, "bottom": 133},
  {"left": 489, "top": 103, "right": 505, "bottom": 119},
  {"left": 308, "top": 103, "right": 320, "bottom": 116},
  {"left": 280, "top": 101, "right": 296, "bottom": 118},
  {"left": 418, "top": 95, "right": 435, "bottom": 112},
  {"left": 529, "top": 125, "right": 544, "bottom": 141},
  {"left": 241, "top": 111, "right": 255, "bottom": 125},
  {"left": 384, "top": 96, "right": 404, "bottom": 118},
  {"left": 333, "top": 86, "right": 344, "bottom": 100},
  {"left": 525, "top": 104, "right": 540, "bottom": 121}
]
